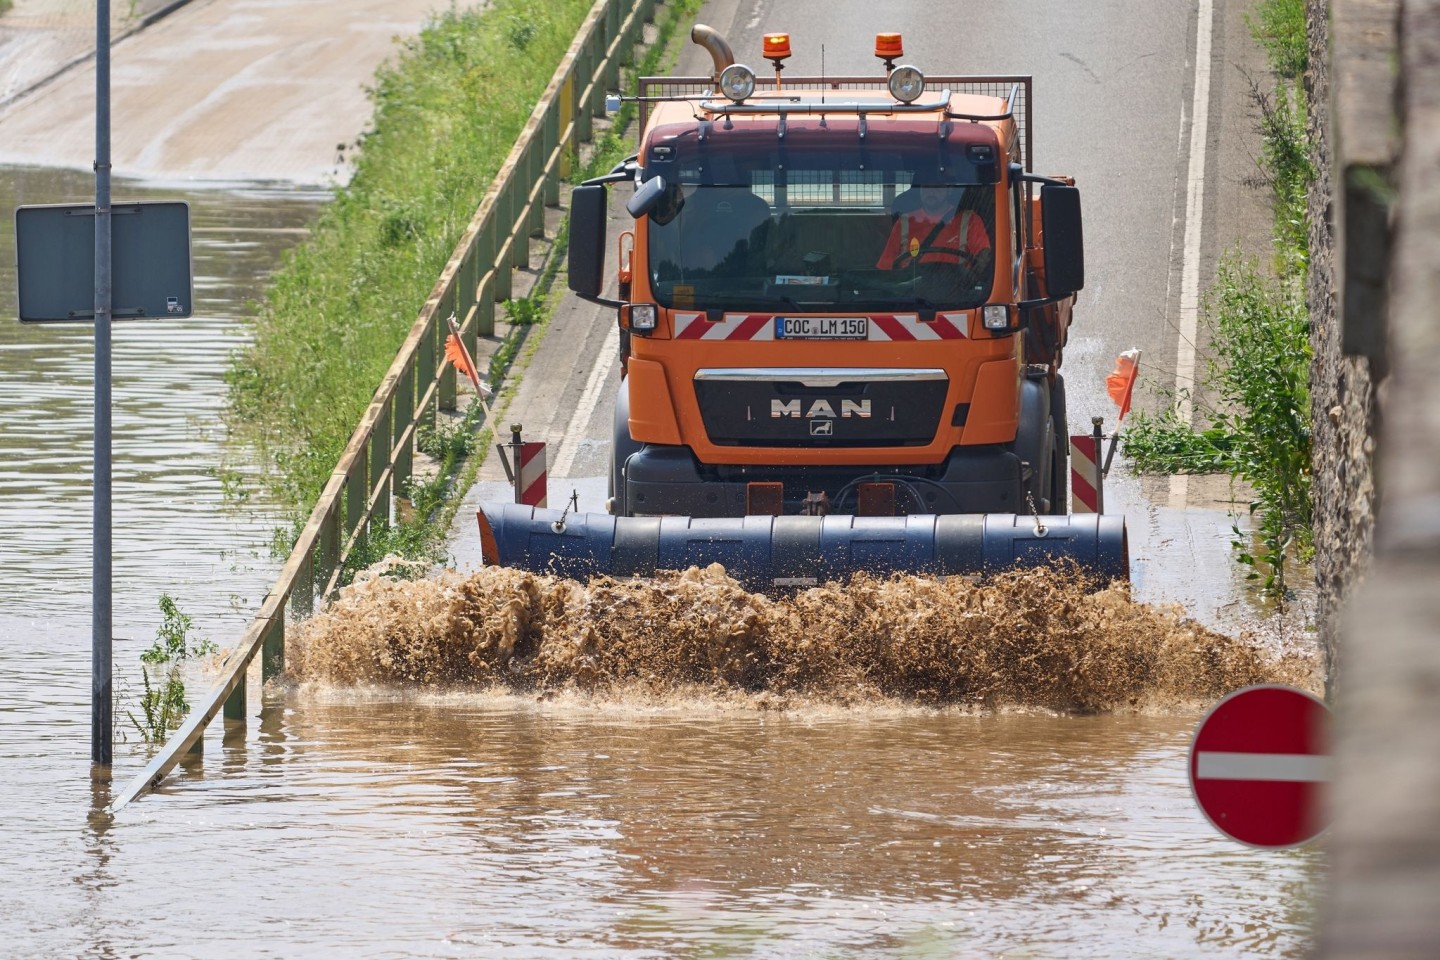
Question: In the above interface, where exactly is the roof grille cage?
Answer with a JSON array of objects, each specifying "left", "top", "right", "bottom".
[{"left": 637, "top": 75, "right": 1032, "bottom": 171}]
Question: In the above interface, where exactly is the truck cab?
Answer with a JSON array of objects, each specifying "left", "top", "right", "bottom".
[{"left": 569, "top": 32, "right": 1084, "bottom": 521}]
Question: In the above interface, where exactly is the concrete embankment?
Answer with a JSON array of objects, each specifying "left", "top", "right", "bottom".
[
  {"left": 0, "top": 0, "right": 457, "bottom": 184},
  {"left": 1, "top": 0, "right": 196, "bottom": 108}
]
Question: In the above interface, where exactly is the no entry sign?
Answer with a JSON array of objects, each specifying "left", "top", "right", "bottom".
[{"left": 1189, "top": 684, "right": 1330, "bottom": 848}]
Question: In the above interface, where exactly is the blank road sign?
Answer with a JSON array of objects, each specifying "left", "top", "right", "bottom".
[{"left": 15, "top": 200, "right": 193, "bottom": 323}]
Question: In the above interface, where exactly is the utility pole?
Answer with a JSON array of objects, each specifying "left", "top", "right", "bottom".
[{"left": 93, "top": 0, "right": 113, "bottom": 768}]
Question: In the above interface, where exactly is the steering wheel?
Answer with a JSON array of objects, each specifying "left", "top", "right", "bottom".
[{"left": 895, "top": 245, "right": 980, "bottom": 271}]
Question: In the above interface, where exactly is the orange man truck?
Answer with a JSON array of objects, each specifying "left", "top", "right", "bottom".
[{"left": 477, "top": 26, "right": 1127, "bottom": 589}]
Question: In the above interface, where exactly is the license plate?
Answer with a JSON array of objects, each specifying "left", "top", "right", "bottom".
[{"left": 774, "top": 316, "right": 868, "bottom": 340}]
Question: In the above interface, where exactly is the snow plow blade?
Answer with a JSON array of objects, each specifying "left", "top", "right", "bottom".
[{"left": 477, "top": 503, "right": 1129, "bottom": 590}]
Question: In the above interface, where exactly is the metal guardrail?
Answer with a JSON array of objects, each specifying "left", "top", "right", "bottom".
[{"left": 111, "top": 0, "right": 658, "bottom": 811}]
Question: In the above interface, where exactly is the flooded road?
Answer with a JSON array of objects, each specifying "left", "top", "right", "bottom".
[
  {"left": 1, "top": 2, "right": 1321, "bottom": 954},
  {"left": 15, "top": 698, "right": 1321, "bottom": 958},
  {"left": 0, "top": 165, "right": 323, "bottom": 633}
]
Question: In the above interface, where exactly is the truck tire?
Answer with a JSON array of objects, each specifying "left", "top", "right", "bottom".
[
  {"left": 1013, "top": 371, "right": 1054, "bottom": 514},
  {"left": 609, "top": 376, "right": 643, "bottom": 516}
]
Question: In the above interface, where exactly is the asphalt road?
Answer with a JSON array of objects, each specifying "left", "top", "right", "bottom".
[{"left": 453, "top": 0, "right": 1276, "bottom": 621}]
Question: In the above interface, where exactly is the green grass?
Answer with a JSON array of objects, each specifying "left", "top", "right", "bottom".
[
  {"left": 0, "top": 1, "right": 12, "bottom": 17},
  {"left": 1247, "top": 0, "right": 1307, "bottom": 81},
  {"left": 225, "top": 0, "right": 708, "bottom": 586},
  {"left": 1122, "top": 0, "right": 1313, "bottom": 599},
  {"left": 227, "top": 0, "right": 598, "bottom": 517}
]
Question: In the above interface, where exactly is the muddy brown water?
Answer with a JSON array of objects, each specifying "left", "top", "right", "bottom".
[{"left": 0, "top": 166, "right": 1322, "bottom": 956}]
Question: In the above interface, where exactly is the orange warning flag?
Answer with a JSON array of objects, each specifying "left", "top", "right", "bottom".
[
  {"left": 445, "top": 332, "right": 482, "bottom": 391},
  {"left": 1106, "top": 349, "right": 1141, "bottom": 422}
]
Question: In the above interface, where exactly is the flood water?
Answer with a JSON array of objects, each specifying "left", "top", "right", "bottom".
[{"left": 0, "top": 165, "right": 1321, "bottom": 957}]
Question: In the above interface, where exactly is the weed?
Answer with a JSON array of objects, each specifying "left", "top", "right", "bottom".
[
  {"left": 506, "top": 15, "right": 541, "bottom": 52},
  {"left": 127, "top": 595, "right": 217, "bottom": 745},
  {"left": 1246, "top": 75, "right": 1314, "bottom": 272},
  {"left": 504, "top": 295, "right": 545, "bottom": 326},
  {"left": 1247, "top": 0, "right": 1307, "bottom": 80},
  {"left": 1122, "top": 4, "right": 1313, "bottom": 602},
  {"left": 418, "top": 412, "right": 479, "bottom": 463},
  {"left": 0, "top": 1, "right": 13, "bottom": 17},
  {"left": 484, "top": 295, "right": 553, "bottom": 385},
  {"left": 339, "top": 516, "right": 447, "bottom": 583},
  {"left": 1124, "top": 254, "right": 1312, "bottom": 599}
]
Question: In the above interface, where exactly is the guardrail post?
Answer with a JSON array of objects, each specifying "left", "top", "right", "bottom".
[
  {"left": 291, "top": 540, "right": 314, "bottom": 617},
  {"left": 319, "top": 499, "right": 340, "bottom": 598},
  {"left": 370, "top": 409, "right": 392, "bottom": 523},
  {"left": 560, "top": 75, "right": 576, "bottom": 179},
  {"left": 432, "top": 311, "right": 454, "bottom": 413},
  {"left": 604, "top": 2, "right": 622, "bottom": 90},
  {"left": 223, "top": 667, "right": 246, "bottom": 722},
  {"left": 345, "top": 456, "right": 366, "bottom": 564},
  {"left": 261, "top": 617, "right": 284, "bottom": 683},
  {"left": 544, "top": 100, "right": 562, "bottom": 206},
  {"left": 589, "top": 35, "right": 609, "bottom": 121},
  {"left": 393, "top": 370, "right": 414, "bottom": 497},
  {"left": 459, "top": 244, "right": 478, "bottom": 325},
  {"left": 478, "top": 275, "right": 496, "bottom": 339},
  {"left": 577, "top": 47, "right": 595, "bottom": 141},
  {"left": 528, "top": 145, "right": 546, "bottom": 238},
  {"left": 511, "top": 175, "right": 531, "bottom": 269}
]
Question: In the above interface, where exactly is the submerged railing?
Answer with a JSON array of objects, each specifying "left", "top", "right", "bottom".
[{"left": 112, "top": 0, "right": 658, "bottom": 810}]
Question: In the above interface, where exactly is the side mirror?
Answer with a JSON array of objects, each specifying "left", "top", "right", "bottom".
[
  {"left": 1040, "top": 184, "right": 1084, "bottom": 297},
  {"left": 568, "top": 184, "right": 609, "bottom": 299},
  {"left": 626, "top": 175, "right": 670, "bottom": 220}
]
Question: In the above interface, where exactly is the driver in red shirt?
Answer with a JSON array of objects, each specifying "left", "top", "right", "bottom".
[{"left": 877, "top": 185, "right": 991, "bottom": 271}]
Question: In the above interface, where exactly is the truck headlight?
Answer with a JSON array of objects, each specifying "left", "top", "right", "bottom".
[
  {"left": 983, "top": 304, "right": 1012, "bottom": 330},
  {"left": 630, "top": 303, "right": 657, "bottom": 331}
]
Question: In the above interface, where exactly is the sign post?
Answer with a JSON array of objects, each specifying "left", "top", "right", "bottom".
[
  {"left": 1189, "top": 684, "right": 1330, "bottom": 848},
  {"left": 10, "top": 3, "right": 191, "bottom": 770},
  {"left": 94, "top": 0, "right": 114, "bottom": 769}
]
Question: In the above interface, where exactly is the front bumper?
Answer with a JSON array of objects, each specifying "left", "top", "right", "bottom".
[{"left": 621, "top": 443, "right": 1026, "bottom": 517}]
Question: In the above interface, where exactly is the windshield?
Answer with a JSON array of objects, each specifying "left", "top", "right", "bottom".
[{"left": 645, "top": 143, "right": 998, "bottom": 313}]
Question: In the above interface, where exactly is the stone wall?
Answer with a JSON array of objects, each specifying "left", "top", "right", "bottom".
[
  {"left": 1305, "top": 0, "right": 1381, "bottom": 694},
  {"left": 1322, "top": 3, "right": 1440, "bottom": 951}
]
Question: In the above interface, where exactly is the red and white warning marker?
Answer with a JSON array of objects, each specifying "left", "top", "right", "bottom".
[
  {"left": 518, "top": 440, "right": 548, "bottom": 508},
  {"left": 1069, "top": 433, "right": 1100, "bottom": 513},
  {"left": 1189, "top": 684, "right": 1330, "bottom": 848}
]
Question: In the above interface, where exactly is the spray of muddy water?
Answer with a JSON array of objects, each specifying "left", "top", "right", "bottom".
[{"left": 289, "top": 563, "right": 1318, "bottom": 710}]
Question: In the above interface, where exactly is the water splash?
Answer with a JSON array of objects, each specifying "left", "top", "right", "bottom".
[{"left": 289, "top": 563, "right": 1319, "bottom": 711}]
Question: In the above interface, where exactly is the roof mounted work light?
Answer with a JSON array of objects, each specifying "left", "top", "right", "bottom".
[
  {"left": 887, "top": 64, "right": 925, "bottom": 103},
  {"left": 719, "top": 63, "right": 757, "bottom": 102}
]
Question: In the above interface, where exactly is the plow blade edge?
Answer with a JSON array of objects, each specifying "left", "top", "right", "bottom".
[{"left": 478, "top": 504, "right": 1129, "bottom": 590}]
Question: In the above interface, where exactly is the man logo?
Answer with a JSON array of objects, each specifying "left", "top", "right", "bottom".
[
  {"left": 809, "top": 420, "right": 834, "bottom": 436},
  {"left": 771, "top": 398, "right": 871, "bottom": 419}
]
